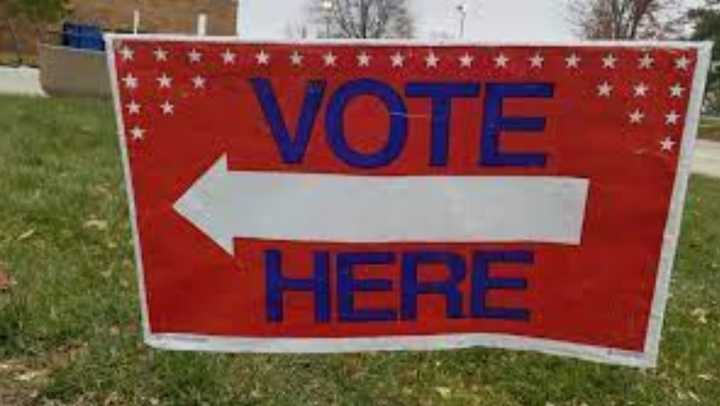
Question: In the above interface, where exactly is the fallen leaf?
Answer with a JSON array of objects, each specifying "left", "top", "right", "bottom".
[
  {"left": 698, "top": 374, "right": 714, "bottom": 381},
  {"left": 17, "top": 229, "right": 35, "bottom": 241},
  {"left": 84, "top": 219, "right": 108, "bottom": 231},
  {"left": 109, "top": 326, "right": 121, "bottom": 336},
  {"left": 688, "top": 391, "right": 701, "bottom": 403},
  {"left": 104, "top": 391, "right": 120, "bottom": 406},
  {"left": 93, "top": 184, "right": 113, "bottom": 197},
  {"left": 15, "top": 370, "right": 47, "bottom": 382},
  {"left": 435, "top": 387, "right": 451, "bottom": 399},
  {"left": 0, "top": 270, "right": 16, "bottom": 291},
  {"left": 691, "top": 308, "right": 709, "bottom": 324}
]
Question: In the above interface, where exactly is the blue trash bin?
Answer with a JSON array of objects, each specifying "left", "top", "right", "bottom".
[{"left": 62, "top": 23, "right": 105, "bottom": 51}]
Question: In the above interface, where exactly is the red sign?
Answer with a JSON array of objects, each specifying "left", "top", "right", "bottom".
[{"left": 107, "top": 35, "right": 710, "bottom": 367}]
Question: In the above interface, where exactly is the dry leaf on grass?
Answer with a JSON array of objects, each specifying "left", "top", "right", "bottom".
[
  {"left": 17, "top": 229, "right": 35, "bottom": 241},
  {"left": 434, "top": 387, "right": 451, "bottom": 399},
  {"left": 691, "top": 308, "right": 709, "bottom": 324},
  {"left": 14, "top": 370, "right": 48, "bottom": 382},
  {"left": 0, "top": 361, "right": 23, "bottom": 372},
  {"left": 84, "top": 219, "right": 109, "bottom": 231},
  {"left": 0, "top": 270, "right": 16, "bottom": 291},
  {"left": 103, "top": 391, "right": 121, "bottom": 406}
]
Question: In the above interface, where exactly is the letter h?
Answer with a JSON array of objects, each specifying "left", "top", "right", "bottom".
[{"left": 265, "top": 250, "right": 331, "bottom": 323}]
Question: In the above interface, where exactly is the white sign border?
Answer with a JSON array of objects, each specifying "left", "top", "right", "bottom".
[{"left": 105, "top": 34, "right": 713, "bottom": 368}]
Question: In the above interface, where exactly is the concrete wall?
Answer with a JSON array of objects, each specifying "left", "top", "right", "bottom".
[
  {"left": 38, "top": 43, "right": 110, "bottom": 98},
  {"left": 0, "top": 66, "right": 45, "bottom": 96}
]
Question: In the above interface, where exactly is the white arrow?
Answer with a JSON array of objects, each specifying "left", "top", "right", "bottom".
[{"left": 173, "top": 155, "right": 590, "bottom": 256}]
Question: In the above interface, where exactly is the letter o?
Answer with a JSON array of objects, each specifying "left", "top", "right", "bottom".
[{"left": 326, "top": 79, "right": 408, "bottom": 168}]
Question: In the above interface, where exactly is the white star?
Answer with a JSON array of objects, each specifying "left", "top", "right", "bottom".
[
  {"left": 153, "top": 47, "right": 168, "bottom": 62},
  {"left": 357, "top": 52, "right": 371, "bottom": 67},
  {"left": 675, "top": 55, "right": 691, "bottom": 71},
  {"left": 290, "top": 51, "right": 304, "bottom": 66},
  {"left": 528, "top": 53, "right": 544, "bottom": 69},
  {"left": 390, "top": 52, "right": 405, "bottom": 68},
  {"left": 122, "top": 73, "right": 138, "bottom": 89},
  {"left": 666, "top": 111, "right": 681, "bottom": 125},
  {"left": 160, "top": 100, "right": 174, "bottom": 115},
  {"left": 222, "top": 49, "right": 236, "bottom": 65},
  {"left": 126, "top": 100, "right": 141, "bottom": 115},
  {"left": 192, "top": 75, "right": 206, "bottom": 89},
  {"left": 638, "top": 53, "right": 654, "bottom": 69},
  {"left": 459, "top": 52, "right": 474, "bottom": 68},
  {"left": 494, "top": 53, "right": 509, "bottom": 68},
  {"left": 633, "top": 82, "right": 649, "bottom": 98},
  {"left": 425, "top": 51, "right": 440, "bottom": 68},
  {"left": 157, "top": 73, "right": 172, "bottom": 89},
  {"left": 255, "top": 50, "right": 270, "bottom": 65},
  {"left": 670, "top": 83, "right": 685, "bottom": 98},
  {"left": 660, "top": 136, "right": 676, "bottom": 152},
  {"left": 129, "top": 126, "right": 145, "bottom": 141},
  {"left": 565, "top": 53, "right": 581, "bottom": 69},
  {"left": 323, "top": 52, "right": 338, "bottom": 67},
  {"left": 119, "top": 45, "right": 134, "bottom": 61},
  {"left": 597, "top": 81, "right": 613, "bottom": 97},
  {"left": 602, "top": 53, "right": 618, "bottom": 69},
  {"left": 629, "top": 109, "right": 645, "bottom": 124},
  {"left": 188, "top": 49, "right": 202, "bottom": 63}
]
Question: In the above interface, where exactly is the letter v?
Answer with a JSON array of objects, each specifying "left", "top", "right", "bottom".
[{"left": 249, "top": 78, "right": 326, "bottom": 164}]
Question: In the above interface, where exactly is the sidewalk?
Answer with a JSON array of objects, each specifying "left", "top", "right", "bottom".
[
  {"left": 693, "top": 139, "right": 720, "bottom": 179},
  {"left": 0, "top": 66, "right": 45, "bottom": 96}
]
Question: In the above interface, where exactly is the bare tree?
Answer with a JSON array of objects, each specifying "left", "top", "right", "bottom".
[
  {"left": 689, "top": 1, "right": 720, "bottom": 112},
  {"left": 2, "top": 0, "right": 68, "bottom": 65},
  {"left": 568, "top": 0, "right": 683, "bottom": 40},
  {"left": 307, "top": 0, "right": 415, "bottom": 39},
  {"left": 1, "top": 17, "right": 24, "bottom": 65},
  {"left": 284, "top": 22, "right": 310, "bottom": 39}
]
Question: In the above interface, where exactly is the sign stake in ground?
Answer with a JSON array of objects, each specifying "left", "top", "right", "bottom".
[{"left": 106, "top": 35, "right": 711, "bottom": 368}]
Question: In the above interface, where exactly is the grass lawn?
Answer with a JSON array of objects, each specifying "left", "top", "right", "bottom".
[{"left": 0, "top": 95, "right": 719, "bottom": 405}]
